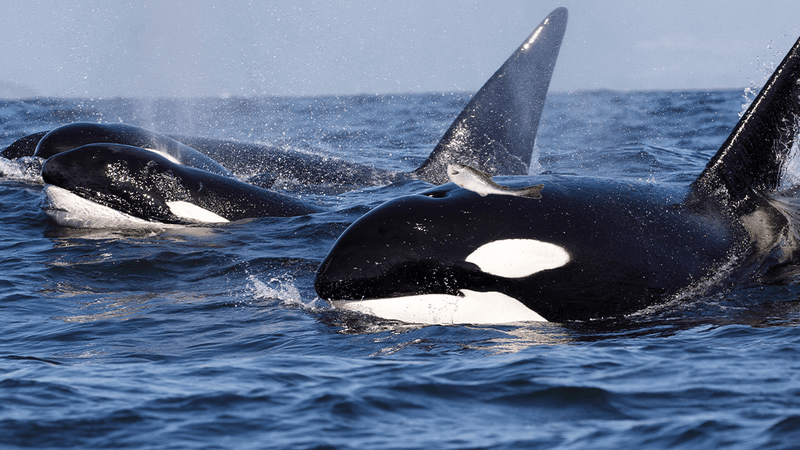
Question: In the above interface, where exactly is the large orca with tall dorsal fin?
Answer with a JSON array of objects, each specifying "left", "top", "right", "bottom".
[
  {"left": 314, "top": 24, "right": 800, "bottom": 324},
  {"left": 30, "top": 8, "right": 567, "bottom": 226},
  {"left": 6, "top": 8, "right": 567, "bottom": 190}
]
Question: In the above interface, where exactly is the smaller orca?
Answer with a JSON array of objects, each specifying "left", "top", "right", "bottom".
[
  {"left": 41, "top": 144, "right": 320, "bottom": 227},
  {"left": 315, "top": 22, "right": 800, "bottom": 324}
]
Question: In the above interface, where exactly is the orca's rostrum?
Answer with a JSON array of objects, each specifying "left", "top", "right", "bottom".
[{"left": 314, "top": 15, "right": 800, "bottom": 324}]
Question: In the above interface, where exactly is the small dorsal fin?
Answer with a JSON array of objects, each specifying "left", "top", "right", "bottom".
[
  {"left": 413, "top": 7, "right": 567, "bottom": 185},
  {"left": 688, "top": 34, "right": 800, "bottom": 216}
]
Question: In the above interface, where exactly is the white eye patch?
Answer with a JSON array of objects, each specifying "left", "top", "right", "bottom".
[
  {"left": 167, "top": 201, "right": 229, "bottom": 223},
  {"left": 465, "top": 239, "right": 570, "bottom": 278}
]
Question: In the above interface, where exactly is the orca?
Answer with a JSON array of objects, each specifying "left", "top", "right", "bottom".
[
  {"left": 41, "top": 143, "right": 321, "bottom": 226},
  {"left": 3, "top": 8, "right": 567, "bottom": 191},
  {"left": 314, "top": 25, "right": 800, "bottom": 324}
]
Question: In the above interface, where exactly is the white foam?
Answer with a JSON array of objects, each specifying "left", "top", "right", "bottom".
[
  {"left": 249, "top": 275, "right": 302, "bottom": 303},
  {"left": 0, "top": 156, "right": 44, "bottom": 183},
  {"left": 248, "top": 274, "right": 324, "bottom": 310},
  {"left": 331, "top": 289, "right": 547, "bottom": 324}
]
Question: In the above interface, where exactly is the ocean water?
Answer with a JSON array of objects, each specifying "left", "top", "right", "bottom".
[{"left": 3, "top": 90, "right": 800, "bottom": 449}]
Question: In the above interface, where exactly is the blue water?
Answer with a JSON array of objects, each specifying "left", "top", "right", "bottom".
[{"left": 3, "top": 90, "right": 800, "bottom": 449}]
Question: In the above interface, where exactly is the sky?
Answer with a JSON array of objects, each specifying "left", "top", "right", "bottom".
[{"left": 0, "top": 0, "right": 799, "bottom": 99}]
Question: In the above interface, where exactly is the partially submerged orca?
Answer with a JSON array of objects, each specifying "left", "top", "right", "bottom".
[
  {"left": 33, "top": 122, "right": 233, "bottom": 177},
  {"left": 314, "top": 24, "right": 800, "bottom": 324},
  {"left": 5, "top": 7, "right": 567, "bottom": 227},
  {"left": 42, "top": 144, "right": 320, "bottom": 227},
  {"left": 4, "top": 123, "right": 393, "bottom": 190}
]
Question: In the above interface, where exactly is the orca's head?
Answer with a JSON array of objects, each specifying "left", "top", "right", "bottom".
[
  {"left": 41, "top": 143, "right": 189, "bottom": 223},
  {"left": 314, "top": 182, "right": 588, "bottom": 324},
  {"left": 315, "top": 179, "right": 739, "bottom": 324},
  {"left": 41, "top": 143, "right": 318, "bottom": 227}
]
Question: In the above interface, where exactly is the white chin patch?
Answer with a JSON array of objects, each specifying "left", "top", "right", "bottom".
[
  {"left": 43, "top": 185, "right": 168, "bottom": 229},
  {"left": 466, "top": 239, "right": 570, "bottom": 278},
  {"left": 331, "top": 289, "right": 546, "bottom": 325},
  {"left": 166, "top": 201, "right": 229, "bottom": 223},
  {"left": 43, "top": 186, "right": 228, "bottom": 228}
]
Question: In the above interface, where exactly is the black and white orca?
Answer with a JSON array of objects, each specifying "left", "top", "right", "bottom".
[
  {"left": 14, "top": 7, "right": 568, "bottom": 227},
  {"left": 314, "top": 24, "right": 800, "bottom": 324},
  {"left": 41, "top": 143, "right": 321, "bottom": 227}
]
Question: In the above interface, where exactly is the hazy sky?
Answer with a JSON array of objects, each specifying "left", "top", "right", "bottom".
[{"left": 1, "top": 0, "right": 799, "bottom": 98}]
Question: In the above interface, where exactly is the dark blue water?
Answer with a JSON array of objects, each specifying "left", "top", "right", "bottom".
[{"left": 3, "top": 90, "right": 800, "bottom": 449}]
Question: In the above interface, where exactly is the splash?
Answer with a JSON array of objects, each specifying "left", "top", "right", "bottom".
[
  {"left": 777, "top": 115, "right": 800, "bottom": 192},
  {"left": 528, "top": 142, "right": 544, "bottom": 175},
  {"left": 248, "top": 273, "right": 322, "bottom": 311},
  {"left": 630, "top": 247, "right": 744, "bottom": 320},
  {"left": 740, "top": 40, "right": 781, "bottom": 118},
  {"left": 770, "top": 115, "right": 800, "bottom": 252},
  {"left": 0, "top": 156, "right": 44, "bottom": 183}
]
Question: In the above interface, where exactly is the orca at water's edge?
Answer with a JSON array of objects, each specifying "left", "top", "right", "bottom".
[
  {"left": 3, "top": 7, "right": 567, "bottom": 227},
  {"left": 314, "top": 21, "right": 800, "bottom": 324}
]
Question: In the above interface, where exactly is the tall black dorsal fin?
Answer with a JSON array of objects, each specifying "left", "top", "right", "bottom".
[
  {"left": 689, "top": 35, "right": 800, "bottom": 215},
  {"left": 413, "top": 7, "right": 567, "bottom": 185}
]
